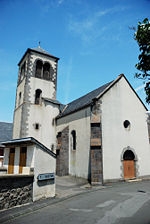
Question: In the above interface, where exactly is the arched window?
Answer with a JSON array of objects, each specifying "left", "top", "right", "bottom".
[
  {"left": 43, "top": 62, "right": 50, "bottom": 80},
  {"left": 20, "top": 62, "right": 26, "bottom": 77},
  {"left": 71, "top": 130, "right": 76, "bottom": 150},
  {"left": 35, "top": 60, "right": 43, "bottom": 78},
  {"left": 35, "top": 89, "right": 42, "bottom": 105},
  {"left": 19, "top": 62, "right": 26, "bottom": 83}
]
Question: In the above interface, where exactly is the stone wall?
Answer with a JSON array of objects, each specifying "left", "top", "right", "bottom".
[
  {"left": 56, "top": 126, "right": 69, "bottom": 176},
  {"left": 0, "top": 174, "right": 33, "bottom": 210},
  {"left": 90, "top": 148, "right": 103, "bottom": 185},
  {"left": 90, "top": 100, "right": 103, "bottom": 185}
]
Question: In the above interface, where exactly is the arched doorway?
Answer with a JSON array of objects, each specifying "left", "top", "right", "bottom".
[{"left": 123, "top": 150, "right": 135, "bottom": 179}]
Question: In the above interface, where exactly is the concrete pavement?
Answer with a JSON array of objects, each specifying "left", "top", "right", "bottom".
[
  {"left": 0, "top": 175, "right": 105, "bottom": 223},
  {"left": 55, "top": 175, "right": 92, "bottom": 198}
]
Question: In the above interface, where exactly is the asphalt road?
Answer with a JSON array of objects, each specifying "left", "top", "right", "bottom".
[{"left": 3, "top": 180, "right": 150, "bottom": 224}]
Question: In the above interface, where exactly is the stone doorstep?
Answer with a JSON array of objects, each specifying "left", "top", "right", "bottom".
[{"left": 125, "top": 178, "right": 142, "bottom": 183}]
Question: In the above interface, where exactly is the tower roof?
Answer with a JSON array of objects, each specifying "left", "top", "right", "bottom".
[
  {"left": 32, "top": 46, "right": 50, "bottom": 54},
  {"left": 18, "top": 47, "right": 59, "bottom": 65}
]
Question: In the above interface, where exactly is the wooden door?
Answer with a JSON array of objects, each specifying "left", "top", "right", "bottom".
[
  {"left": 8, "top": 148, "right": 15, "bottom": 174},
  {"left": 19, "top": 147, "right": 27, "bottom": 174},
  {"left": 123, "top": 160, "right": 135, "bottom": 179}
]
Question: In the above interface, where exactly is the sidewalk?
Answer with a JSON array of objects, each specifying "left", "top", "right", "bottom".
[
  {"left": 0, "top": 175, "right": 105, "bottom": 223},
  {"left": 55, "top": 175, "right": 92, "bottom": 198}
]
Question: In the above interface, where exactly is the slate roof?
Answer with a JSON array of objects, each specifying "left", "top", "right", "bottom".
[
  {"left": 57, "top": 74, "right": 148, "bottom": 118},
  {"left": 57, "top": 80, "right": 113, "bottom": 118},
  {"left": 2, "top": 137, "right": 56, "bottom": 158},
  {"left": 43, "top": 98, "right": 62, "bottom": 105},
  {"left": 33, "top": 46, "right": 50, "bottom": 55},
  {"left": 31, "top": 46, "right": 59, "bottom": 60},
  {"left": 0, "top": 122, "right": 13, "bottom": 143},
  {"left": 43, "top": 98, "right": 66, "bottom": 113},
  {"left": 18, "top": 47, "right": 59, "bottom": 66}
]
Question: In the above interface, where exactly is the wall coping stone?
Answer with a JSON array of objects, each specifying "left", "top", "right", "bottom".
[
  {"left": 0, "top": 174, "right": 34, "bottom": 179},
  {"left": 0, "top": 167, "right": 7, "bottom": 171}
]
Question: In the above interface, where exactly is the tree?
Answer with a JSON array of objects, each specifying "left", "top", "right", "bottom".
[{"left": 134, "top": 18, "right": 150, "bottom": 103}]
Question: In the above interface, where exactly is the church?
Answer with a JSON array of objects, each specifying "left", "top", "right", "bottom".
[{"left": 2, "top": 46, "right": 150, "bottom": 189}]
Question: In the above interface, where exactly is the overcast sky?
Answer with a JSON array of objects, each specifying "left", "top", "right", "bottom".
[{"left": 0, "top": 0, "right": 150, "bottom": 122}]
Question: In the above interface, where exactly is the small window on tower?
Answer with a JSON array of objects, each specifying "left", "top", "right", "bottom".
[
  {"left": 20, "top": 62, "right": 26, "bottom": 80},
  {"left": 35, "top": 123, "right": 39, "bottom": 130},
  {"left": 18, "top": 92, "right": 21, "bottom": 105},
  {"left": 43, "top": 62, "right": 50, "bottom": 80},
  {"left": 35, "top": 89, "right": 42, "bottom": 104},
  {"left": 35, "top": 60, "right": 43, "bottom": 78}
]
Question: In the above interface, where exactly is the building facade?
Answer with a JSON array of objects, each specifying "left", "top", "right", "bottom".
[
  {"left": 2, "top": 137, "right": 56, "bottom": 201},
  {"left": 56, "top": 75, "right": 150, "bottom": 183},
  {"left": 1, "top": 47, "right": 58, "bottom": 204},
  {"left": 2, "top": 47, "right": 150, "bottom": 188}
]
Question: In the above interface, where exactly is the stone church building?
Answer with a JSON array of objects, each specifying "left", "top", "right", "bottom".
[{"left": 2, "top": 46, "right": 150, "bottom": 186}]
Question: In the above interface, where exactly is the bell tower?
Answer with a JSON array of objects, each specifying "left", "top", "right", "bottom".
[{"left": 13, "top": 46, "right": 60, "bottom": 148}]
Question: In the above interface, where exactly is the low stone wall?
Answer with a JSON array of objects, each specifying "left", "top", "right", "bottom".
[{"left": 0, "top": 174, "right": 34, "bottom": 210}]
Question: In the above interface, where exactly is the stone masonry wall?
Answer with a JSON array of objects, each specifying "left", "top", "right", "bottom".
[
  {"left": 0, "top": 175, "right": 33, "bottom": 210},
  {"left": 56, "top": 126, "right": 69, "bottom": 176},
  {"left": 90, "top": 148, "right": 103, "bottom": 185},
  {"left": 90, "top": 100, "right": 103, "bottom": 185}
]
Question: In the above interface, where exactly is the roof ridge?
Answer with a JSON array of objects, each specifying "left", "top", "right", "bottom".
[
  {"left": 68, "top": 80, "right": 113, "bottom": 105},
  {"left": 57, "top": 79, "right": 114, "bottom": 118},
  {"left": 32, "top": 46, "right": 49, "bottom": 54},
  {"left": 95, "top": 74, "right": 124, "bottom": 99}
]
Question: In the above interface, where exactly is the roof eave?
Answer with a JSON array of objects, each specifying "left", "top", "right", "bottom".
[
  {"left": 96, "top": 74, "right": 148, "bottom": 111},
  {"left": 56, "top": 102, "right": 92, "bottom": 119},
  {"left": 1, "top": 137, "right": 33, "bottom": 145},
  {"left": 57, "top": 74, "right": 148, "bottom": 119},
  {"left": 121, "top": 74, "right": 148, "bottom": 111},
  {"left": 2, "top": 137, "right": 56, "bottom": 158},
  {"left": 43, "top": 97, "right": 61, "bottom": 105},
  {"left": 95, "top": 74, "right": 123, "bottom": 100}
]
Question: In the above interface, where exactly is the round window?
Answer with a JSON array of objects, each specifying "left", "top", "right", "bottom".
[{"left": 123, "top": 120, "right": 130, "bottom": 128}]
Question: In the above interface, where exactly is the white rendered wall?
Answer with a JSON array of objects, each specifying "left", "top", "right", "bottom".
[
  {"left": 3, "top": 148, "right": 9, "bottom": 170},
  {"left": 33, "top": 146, "right": 56, "bottom": 201},
  {"left": 30, "top": 76, "right": 56, "bottom": 101},
  {"left": 13, "top": 147, "right": 20, "bottom": 174},
  {"left": 13, "top": 79, "right": 25, "bottom": 139},
  {"left": 26, "top": 145, "right": 35, "bottom": 168},
  {"left": 57, "top": 107, "right": 91, "bottom": 179},
  {"left": 101, "top": 76, "right": 150, "bottom": 181},
  {"left": 27, "top": 100, "right": 59, "bottom": 149}
]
